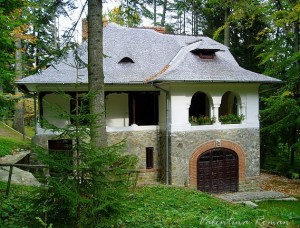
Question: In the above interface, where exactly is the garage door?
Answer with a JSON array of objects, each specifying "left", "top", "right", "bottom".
[{"left": 197, "top": 148, "right": 238, "bottom": 193}]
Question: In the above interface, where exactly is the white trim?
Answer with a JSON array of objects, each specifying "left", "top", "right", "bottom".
[
  {"left": 107, "top": 125, "right": 159, "bottom": 132},
  {"left": 170, "top": 123, "right": 259, "bottom": 132}
]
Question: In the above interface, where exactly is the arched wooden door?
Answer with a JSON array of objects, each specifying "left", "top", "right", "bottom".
[{"left": 197, "top": 148, "right": 238, "bottom": 193}]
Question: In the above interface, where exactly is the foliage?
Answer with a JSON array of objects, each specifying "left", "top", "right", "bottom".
[
  {"left": 2, "top": 183, "right": 300, "bottom": 227},
  {"left": 0, "top": 0, "right": 26, "bottom": 92},
  {"left": 256, "top": 200, "right": 300, "bottom": 226},
  {"left": 0, "top": 181, "right": 41, "bottom": 228},
  {"left": 257, "top": 0, "right": 300, "bottom": 168},
  {"left": 101, "top": 185, "right": 300, "bottom": 227},
  {"left": 189, "top": 115, "right": 215, "bottom": 125},
  {"left": 0, "top": 94, "right": 16, "bottom": 121},
  {"left": 0, "top": 137, "right": 30, "bottom": 157},
  {"left": 32, "top": 88, "right": 137, "bottom": 226},
  {"left": 106, "top": 6, "right": 142, "bottom": 27},
  {"left": 261, "top": 143, "right": 300, "bottom": 178},
  {"left": 219, "top": 114, "right": 244, "bottom": 124}
]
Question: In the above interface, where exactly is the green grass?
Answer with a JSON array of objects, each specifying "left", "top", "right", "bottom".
[
  {"left": 0, "top": 121, "right": 31, "bottom": 157},
  {"left": 1, "top": 183, "right": 300, "bottom": 227},
  {"left": 104, "top": 186, "right": 300, "bottom": 228},
  {"left": 0, "top": 137, "right": 31, "bottom": 157},
  {"left": 0, "top": 182, "right": 39, "bottom": 228},
  {"left": 256, "top": 200, "right": 300, "bottom": 227}
]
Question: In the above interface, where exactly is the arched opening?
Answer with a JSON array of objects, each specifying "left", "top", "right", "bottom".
[
  {"left": 189, "top": 92, "right": 212, "bottom": 125},
  {"left": 189, "top": 140, "right": 245, "bottom": 192},
  {"left": 118, "top": 57, "right": 134, "bottom": 63},
  {"left": 197, "top": 148, "right": 238, "bottom": 193},
  {"left": 219, "top": 91, "right": 242, "bottom": 124}
]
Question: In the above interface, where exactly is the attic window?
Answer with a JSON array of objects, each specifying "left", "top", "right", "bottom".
[
  {"left": 119, "top": 57, "right": 134, "bottom": 63},
  {"left": 191, "top": 48, "right": 220, "bottom": 60}
]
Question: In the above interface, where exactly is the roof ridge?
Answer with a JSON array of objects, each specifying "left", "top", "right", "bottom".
[{"left": 144, "top": 43, "right": 190, "bottom": 82}]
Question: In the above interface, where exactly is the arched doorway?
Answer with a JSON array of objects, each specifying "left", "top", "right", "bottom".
[{"left": 197, "top": 148, "right": 238, "bottom": 193}]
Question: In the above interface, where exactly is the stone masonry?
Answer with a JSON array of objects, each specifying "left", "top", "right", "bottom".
[{"left": 169, "top": 127, "right": 260, "bottom": 191}]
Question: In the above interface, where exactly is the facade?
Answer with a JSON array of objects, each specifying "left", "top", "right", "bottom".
[{"left": 17, "top": 23, "right": 280, "bottom": 193}]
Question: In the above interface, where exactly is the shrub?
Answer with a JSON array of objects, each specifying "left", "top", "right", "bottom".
[
  {"left": 189, "top": 115, "right": 215, "bottom": 125},
  {"left": 219, "top": 114, "right": 244, "bottom": 124}
]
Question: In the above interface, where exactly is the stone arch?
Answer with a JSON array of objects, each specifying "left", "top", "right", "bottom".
[{"left": 189, "top": 140, "right": 245, "bottom": 188}]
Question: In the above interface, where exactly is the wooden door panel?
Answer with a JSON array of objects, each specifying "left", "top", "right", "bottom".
[{"left": 197, "top": 148, "right": 238, "bottom": 193}]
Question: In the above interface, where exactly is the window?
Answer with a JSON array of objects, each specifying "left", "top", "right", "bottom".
[
  {"left": 129, "top": 92, "right": 159, "bottom": 126},
  {"left": 48, "top": 139, "right": 73, "bottom": 176},
  {"left": 146, "top": 147, "right": 154, "bottom": 169}
]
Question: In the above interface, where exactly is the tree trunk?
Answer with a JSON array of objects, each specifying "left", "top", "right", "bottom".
[
  {"left": 161, "top": 0, "right": 167, "bottom": 27},
  {"left": 13, "top": 38, "right": 24, "bottom": 135},
  {"left": 153, "top": 0, "right": 157, "bottom": 26},
  {"left": 291, "top": 20, "right": 299, "bottom": 166},
  {"left": 224, "top": 9, "right": 230, "bottom": 47},
  {"left": 88, "top": 0, "right": 107, "bottom": 148}
]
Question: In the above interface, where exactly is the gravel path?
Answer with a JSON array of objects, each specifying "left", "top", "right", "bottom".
[
  {"left": 215, "top": 172, "right": 300, "bottom": 202},
  {"left": 215, "top": 191, "right": 293, "bottom": 202}
]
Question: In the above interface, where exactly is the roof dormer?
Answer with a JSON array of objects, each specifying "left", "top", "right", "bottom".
[
  {"left": 191, "top": 48, "right": 220, "bottom": 60},
  {"left": 118, "top": 57, "right": 135, "bottom": 63}
]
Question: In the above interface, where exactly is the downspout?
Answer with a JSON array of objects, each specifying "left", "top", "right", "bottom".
[
  {"left": 33, "top": 92, "right": 38, "bottom": 134},
  {"left": 152, "top": 83, "right": 171, "bottom": 185}
]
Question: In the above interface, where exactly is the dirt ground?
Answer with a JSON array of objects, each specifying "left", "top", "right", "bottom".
[{"left": 260, "top": 172, "right": 300, "bottom": 198}]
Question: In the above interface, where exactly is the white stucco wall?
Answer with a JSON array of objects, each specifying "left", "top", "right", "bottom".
[
  {"left": 167, "top": 83, "right": 260, "bottom": 131},
  {"left": 42, "top": 93, "right": 70, "bottom": 128},
  {"left": 36, "top": 83, "right": 260, "bottom": 134},
  {"left": 106, "top": 93, "right": 129, "bottom": 127}
]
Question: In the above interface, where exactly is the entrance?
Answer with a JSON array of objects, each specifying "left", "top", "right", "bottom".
[{"left": 197, "top": 148, "right": 238, "bottom": 193}]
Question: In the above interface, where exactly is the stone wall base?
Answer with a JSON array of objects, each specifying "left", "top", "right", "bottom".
[
  {"left": 239, "top": 176, "right": 261, "bottom": 192},
  {"left": 136, "top": 168, "right": 161, "bottom": 186}
]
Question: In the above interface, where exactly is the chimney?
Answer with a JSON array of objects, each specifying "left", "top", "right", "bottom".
[
  {"left": 81, "top": 18, "right": 109, "bottom": 41},
  {"left": 153, "top": 27, "right": 166, "bottom": 34},
  {"left": 139, "top": 26, "right": 166, "bottom": 34}
]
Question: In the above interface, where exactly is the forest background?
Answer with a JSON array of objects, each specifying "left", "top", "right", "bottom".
[{"left": 0, "top": 0, "right": 299, "bottom": 176}]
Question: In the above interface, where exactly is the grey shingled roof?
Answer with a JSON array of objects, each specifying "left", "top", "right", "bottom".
[{"left": 17, "top": 23, "right": 280, "bottom": 89}]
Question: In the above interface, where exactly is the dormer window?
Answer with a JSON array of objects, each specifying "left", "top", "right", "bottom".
[
  {"left": 191, "top": 48, "right": 220, "bottom": 60},
  {"left": 118, "top": 57, "right": 135, "bottom": 63}
]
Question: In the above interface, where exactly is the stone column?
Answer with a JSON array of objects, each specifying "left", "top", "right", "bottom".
[
  {"left": 240, "top": 103, "right": 246, "bottom": 123},
  {"left": 185, "top": 102, "right": 191, "bottom": 126},
  {"left": 213, "top": 104, "right": 221, "bottom": 125}
]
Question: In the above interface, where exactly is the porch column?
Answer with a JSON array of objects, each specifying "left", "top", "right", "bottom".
[
  {"left": 240, "top": 102, "right": 246, "bottom": 123},
  {"left": 185, "top": 102, "right": 191, "bottom": 126},
  {"left": 213, "top": 104, "right": 221, "bottom": 125}
]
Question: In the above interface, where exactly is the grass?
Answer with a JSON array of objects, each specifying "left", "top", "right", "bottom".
[
  {"left": 0, "top": 122, "right": 31, "bottom": 157},
  {"left": 104, "top": 186, "right": 300, "bottom": 228},
  {"left": 256, "top": 200, "right": 300, "bottom": 227},
  {"left": 1, "top": 183, "right": 300, "bottom": 227},
  {"left": 0, "top": 137, "right": 31, "bottom": 157},
  {"left": 0, "top": 182, "right": 39, "bottom": 228}
]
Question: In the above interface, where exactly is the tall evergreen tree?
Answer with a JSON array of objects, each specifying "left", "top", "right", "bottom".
[{"left": 258, "top": 0, "right": 300, "bottom": 167}]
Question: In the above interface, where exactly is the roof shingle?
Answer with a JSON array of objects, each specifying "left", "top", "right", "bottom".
[{"left": 17, "top": 23, "right": 280, "bottom": 89}]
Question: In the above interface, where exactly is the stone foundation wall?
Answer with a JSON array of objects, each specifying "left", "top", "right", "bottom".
[
  {"left": 31, "top": 130, "right": 162, "bottom": 185},
  {"left": 107, "top": 130, "right": 162, "bottom": 185},
  {"left": 31, "top": 127, "right": 261, "bottom": 191},
  {"left": 169, "top": 128, "right": 260, "bottom": 191}
]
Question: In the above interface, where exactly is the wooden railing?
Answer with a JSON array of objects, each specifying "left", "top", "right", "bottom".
[
  {"left": 0, "top": 164, "right": 140, "bottom": 196},
  {"left": 0, "top": 164, "right": 48, "bottom": 196}
]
